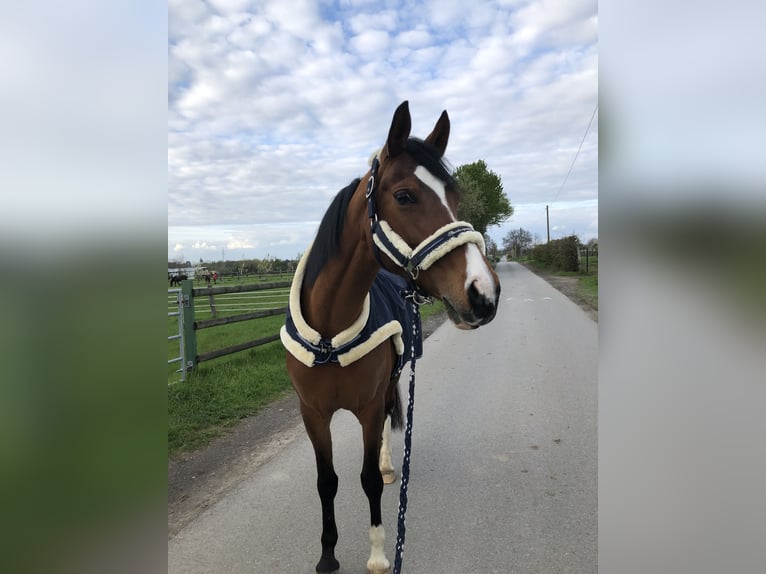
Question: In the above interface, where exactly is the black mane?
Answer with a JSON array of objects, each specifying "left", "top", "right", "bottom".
[
  {"left": 405, "top": 137, "right": 458, "bottom": 191},
  {"left": 303, "top": 178, "right": 361, "bottom": 288}
]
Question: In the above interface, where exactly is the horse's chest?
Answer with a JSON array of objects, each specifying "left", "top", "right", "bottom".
[{"left": 281, "top": 270, "right": 423, "bottom": 376}]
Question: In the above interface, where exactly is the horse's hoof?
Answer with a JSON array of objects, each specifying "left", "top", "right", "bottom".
[
  {"left": 316, "top": 555, "right": 339, "bottom": 573},
  {"left": 382, "top": 470, "right": 396, "bottom": 485},
  {"left": 366, "top": 567, "right": 391, "bottom": 574}
]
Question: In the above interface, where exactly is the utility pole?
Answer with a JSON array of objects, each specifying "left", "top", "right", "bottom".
[{"left": 546, "top": 205, "right": 550, "bottom": 243}]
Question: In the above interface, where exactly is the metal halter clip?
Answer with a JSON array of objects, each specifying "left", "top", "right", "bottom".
[
  {"left": 366, "top": 156, "right": 379, "bottom": 200},
  {"left": 405, "top": 262, "right": 420, "bottom": 280},
  {"left": 405, "top": 290, "right": 432, "bottom": 306}
]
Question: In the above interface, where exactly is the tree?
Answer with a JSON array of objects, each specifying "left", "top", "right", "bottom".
[
  {"left": 453, "top": 160, "right": 513, "bottom": 235},
  {"left": 503, "top": 227, "right": 533, "bottom": 259},
  {"left": 484, "top": 234, "right": 499, "bottom": 260}
]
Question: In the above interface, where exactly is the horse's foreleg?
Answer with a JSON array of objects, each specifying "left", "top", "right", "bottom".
[
  {"left": 361, "top": 411, "right": 390, "bottom": 574},
  {"left": 301, "top": 405, "right": 340, "bottom": 573},
  {"left": 379, "top": 416, "right": 396, "bottom": 484}
]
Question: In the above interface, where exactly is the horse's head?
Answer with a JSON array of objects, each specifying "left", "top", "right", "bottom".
[{"left": 369, "top": 101, "right": 500, "bottom": 329}]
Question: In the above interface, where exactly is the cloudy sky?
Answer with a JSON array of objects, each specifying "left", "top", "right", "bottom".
[{"left": 168, "top": 0, "right": 598, "bottom": 263}]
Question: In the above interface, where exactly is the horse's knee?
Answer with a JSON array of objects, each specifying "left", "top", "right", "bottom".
[
  {"left": 361, "top": 462, "right": 383, "bottom": 500},
  {"left": 317, "top": 468, "right": 338, "bottom": 499}
]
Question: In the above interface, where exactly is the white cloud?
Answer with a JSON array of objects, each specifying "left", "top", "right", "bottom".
[
  {"left": 168, "top": 0, "right": 598, "bottom": 260},
  {"left": 207, "top": 0, "right": 253, "bottom": 14},
  {"left": 192, "top": 241, "right": 218, "bottom": 250},
  {"left": 349, "top": 29, "right": 391, "bottom": 57},
  {"left": 394, "top": 28, "right": 432, "bottom": 49},
  {"left": 227, "top": 238, "right": 256, "bottom": 249}
]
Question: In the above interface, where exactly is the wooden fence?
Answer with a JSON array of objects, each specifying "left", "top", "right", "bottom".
[{"left": 176, "top": 278, "right": 291, "bottom": 374}]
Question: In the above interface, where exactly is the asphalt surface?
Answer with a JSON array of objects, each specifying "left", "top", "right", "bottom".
[{"left": 168, "top": 260, "right": 597, "bottom": 574}]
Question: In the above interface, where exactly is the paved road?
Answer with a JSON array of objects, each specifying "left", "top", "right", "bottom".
[{"left": 168, "top": 260, "right": 597, "bottom": 573}]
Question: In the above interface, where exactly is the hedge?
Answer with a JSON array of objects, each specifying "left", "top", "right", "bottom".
[{"left": 530, "top": 235, "right": 580, "bottom": 272}]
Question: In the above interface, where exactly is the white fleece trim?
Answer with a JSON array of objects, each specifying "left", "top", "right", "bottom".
[
  {"left": 418, "top": 230, "right": 486, "bottom": 271},
  {"left": 373, "top": 220, "right": 413, "bottom": 262},
  {"left": 336, "top": 320, "right": 403, "bottom": 367},
  {"left": 372, "top": 233, "right": 403, "bottom": 266},
  {"left": 280, "top": 326, "right": 316, "bottom": 368},
  {"left": 288, "top": 246, "right": 321, "bottom": 345},
  {"left": 288, "top": 242, "right": 372, "bottom": 348},
  {"left": 374, "top": 219, "right": 485, "bottom": 272},
  {"left": 411, "top": 221, "right": 483, "bottom": 257},
  {"left": 330, "top": 293, "right": 370, "bottom": 348},
  {"left": 284, "top": 244, "right": 401, "bottom": 369}
]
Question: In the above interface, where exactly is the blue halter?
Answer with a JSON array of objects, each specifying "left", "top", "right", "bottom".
[{"left": 365, "top": 156, "right": 485, "bottom": 283}]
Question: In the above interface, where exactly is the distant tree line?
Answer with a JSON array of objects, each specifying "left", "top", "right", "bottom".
[{"left": 168, "top": 255, "right": 300, "bottom": 277}]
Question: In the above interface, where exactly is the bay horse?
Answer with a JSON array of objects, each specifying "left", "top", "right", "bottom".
[{"left": 281, "top": 101, "right": 500, "bottom": 574}]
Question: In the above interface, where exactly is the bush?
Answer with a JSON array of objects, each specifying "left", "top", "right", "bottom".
[
  {"left": 552, "top": 235, "right": 580, "bottom": 271},
  {"left": 531, "top": 235, "right": 580, "bottom": 272},
  {"left": 531, "top": 242, "right": 552, "bottom": 266}
]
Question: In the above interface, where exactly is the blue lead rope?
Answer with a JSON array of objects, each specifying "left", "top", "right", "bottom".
[{"left": 392, "top": 299, "right": 419, "bottom": 574}]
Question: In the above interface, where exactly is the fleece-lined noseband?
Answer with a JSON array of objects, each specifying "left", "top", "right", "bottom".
[{"left": 366, "top": 156, "right": 486, "bottom": 281}]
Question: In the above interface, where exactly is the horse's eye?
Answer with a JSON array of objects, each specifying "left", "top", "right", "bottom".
[{"left": 395, "top": 190, "right": 416, "bottom": 205}]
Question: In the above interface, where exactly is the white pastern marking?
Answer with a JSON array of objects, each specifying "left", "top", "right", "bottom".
[
  {"left": 464, "top": 243, "right": 496, "bottom": 297},
  {"left": 367, "top": 525, "right": 390, "bottom": 570},
  {"left": 414, "top": 165, "right": 455, "bottom": 221}
]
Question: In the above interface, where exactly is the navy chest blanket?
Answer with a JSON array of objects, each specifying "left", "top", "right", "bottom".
[{"left": 280, "top": 260, "right": 423, "bottom": 377}]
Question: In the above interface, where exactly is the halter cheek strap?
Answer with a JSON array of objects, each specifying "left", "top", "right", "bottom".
[
  {"left": 372, "top": 220, "right": 485, "bottom": 279},
  {"left": 366, "top": 156, "right": 486, "bottom": 280}
]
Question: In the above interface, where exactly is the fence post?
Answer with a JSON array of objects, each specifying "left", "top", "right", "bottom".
[
  {"left": 208, "top": 289, "right": 217, "bottom": 318},
  {"left": 181, "top": 279, "right": 197, "bottom": 373}
]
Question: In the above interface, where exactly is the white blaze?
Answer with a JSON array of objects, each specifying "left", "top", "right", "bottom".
[
  {"left": 414, "top": 165, "right": 456, "bottom": 221},
  {"left": 465, "top": 242, "right": 497, "bottom": 298},
  {"left": 414, "top": 164, "right": 496, "bottom": 303}
]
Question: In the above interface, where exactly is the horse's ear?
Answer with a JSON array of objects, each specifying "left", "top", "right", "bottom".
[
  {"left": 425, "top": 110, "right": 450, "bottom": 157},
  {"left": 385, "top": 101, "right": 411, "bottom": 158}
]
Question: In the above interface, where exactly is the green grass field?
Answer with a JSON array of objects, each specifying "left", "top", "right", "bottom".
[
  {"left": 577, "top": 275, "right": 598, "bottom": 309},
  {"left": 521, "top": 254, "right": 598, "bottom": 309},
  {"left": 167, "top": 280, "right": 445, "bottom": 457}
]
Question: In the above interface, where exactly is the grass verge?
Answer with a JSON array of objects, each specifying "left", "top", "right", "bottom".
[
  {"left": 168, "top": 294, "right": 445, "bottom": 458},
  {"left": 168, "top": 340, "right": 292, "bottom": 456},
  {"left": 577, "top": 275, "right": 599, "bottom": 310},
  {"left": 520, "top": 256, "right": 599, "bottom": 310}
]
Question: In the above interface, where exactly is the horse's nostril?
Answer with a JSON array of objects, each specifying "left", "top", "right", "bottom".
[{"left": 468, "top": 281, "right": 496, "bottom": 319}]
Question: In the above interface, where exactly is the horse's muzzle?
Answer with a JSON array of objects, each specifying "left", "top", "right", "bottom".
[
  {"left": 467, "top": 280, "right": 499, "bottom": 324},
  {"left": 443, "top": 281, "right": 500, "bottom": 329}
]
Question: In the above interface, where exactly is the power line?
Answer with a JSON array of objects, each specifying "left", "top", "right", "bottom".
[{"left": 551, "top": 103, "right": 598, "bottom": 205}]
